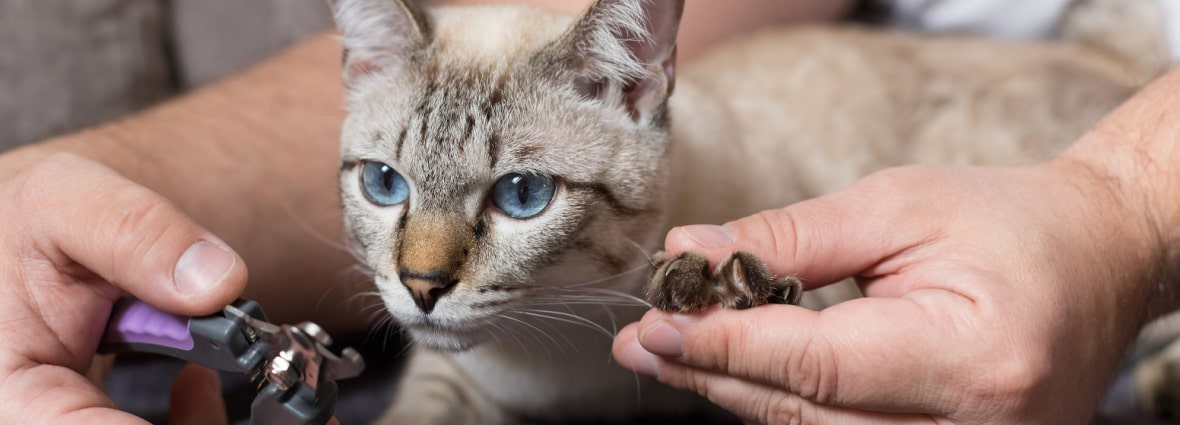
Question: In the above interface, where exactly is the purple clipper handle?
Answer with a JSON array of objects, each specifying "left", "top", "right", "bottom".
[
  {"left": 102, "top": 298, "right": 194, "bottom": 350},
  {"left": 99, "top": 297, "right": 273, "bottom": 375}
]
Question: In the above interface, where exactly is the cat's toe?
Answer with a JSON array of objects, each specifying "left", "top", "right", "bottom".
[
  {"left": 769, "top": 275, "right": 804, "bottom": 306},
  {"left": 647, "top": 252, "right": 715, "bottom": 312},
  {"left": 715, "top": 251, "right": 803, "bottom": 308}
]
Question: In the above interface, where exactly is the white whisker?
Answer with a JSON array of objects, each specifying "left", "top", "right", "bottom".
[
  {"left": 278, "top": 198, "right": 356, "bottom": 256},
  {"left": 518, "top": 308, "right": 614, "bottom": 339},
  {"left": 476, "top": 317, "right": 507, "bottom": 348},
  {"left": 601, "top": 303, "right": 620, "bottom": 336},
  {"left": 542, "top": 287, "right": 652, "bottom": 308},
  {"left": 498, "top": 314, "right": 559, "bottom": 359},
  {"left": 520, "top": 313, "right": 578, "bottom": 353},
  {"left": 623, "top": 237, "right": 656, "bottom": 263},
  {"left": 524, "top": 296, "right": 647, "bottom": 307},
  {"left": 547, "top": 261, "right": 650, "bottom": 289},
  {"left": 497, "top": 319, "right": 535, "bottom": 363}
]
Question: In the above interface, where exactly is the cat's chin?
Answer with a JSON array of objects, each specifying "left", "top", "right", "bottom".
[{"left": 405, "top": 324, "right": 487, "bottom": 352}]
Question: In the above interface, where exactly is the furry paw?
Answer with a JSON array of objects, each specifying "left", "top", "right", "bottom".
[{"left": 645, "top": 251, "right": 802, "bottom": 313}]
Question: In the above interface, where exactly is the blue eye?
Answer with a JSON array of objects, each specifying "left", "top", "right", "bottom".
[
  {"left": 491, "top": 173, "right": 555, "bottom": 219},
  {"left": 360, "top": 161, "right": 410, "bottom": 206}
]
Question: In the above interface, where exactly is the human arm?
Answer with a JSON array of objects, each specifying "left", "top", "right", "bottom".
[
  {"left": 612, "top": 65, "right": 1180, "bottom": 423},
  {"left": 0, "top": 33, "right": 354, "bottom": 423},
  {"left": 0, "top": 35, "right": 362, "bottom": 331}
]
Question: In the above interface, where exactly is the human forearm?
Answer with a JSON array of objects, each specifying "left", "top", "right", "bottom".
[
  {"left": 1061, "top": 68, "right": 1180, "bottom": 317},
  {"left": 0, "top": 34, "right": 363, "bottom": 331}
]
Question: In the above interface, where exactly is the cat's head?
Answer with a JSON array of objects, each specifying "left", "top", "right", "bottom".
[{"left": 329, "top": 0, "right": 684, "bottom": 351}]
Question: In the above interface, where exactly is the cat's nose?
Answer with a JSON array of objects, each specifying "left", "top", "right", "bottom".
[{"left": 399, "top": 270, "right": 458, "bottom": 314}]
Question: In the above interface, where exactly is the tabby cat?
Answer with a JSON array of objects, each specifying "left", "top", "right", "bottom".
[{"left": 327, "top": 0, "right": 1158, "bottom": 423}]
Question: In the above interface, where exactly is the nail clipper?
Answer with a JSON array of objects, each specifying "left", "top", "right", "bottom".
[{"left": 100, "top": 297, "right": 365, "bottom": 425}]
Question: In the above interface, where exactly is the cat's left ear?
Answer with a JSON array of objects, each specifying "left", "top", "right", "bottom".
[
  {"left": 557, "top": 0, "right": 685, "bottom": 126},
  {"left": 326, "top": 0, "right": 432, "bottom": 86}
]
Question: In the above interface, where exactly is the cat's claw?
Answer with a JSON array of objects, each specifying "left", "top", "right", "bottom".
[{"left": 646, "top": 251, "right": 803, "bottom": 313}]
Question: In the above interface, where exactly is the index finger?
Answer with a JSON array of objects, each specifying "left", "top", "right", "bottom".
[{"left": 663, "top": 167, "right": 946, "bottom": 289}]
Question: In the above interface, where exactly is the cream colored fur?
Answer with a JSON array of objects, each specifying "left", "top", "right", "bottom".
[{"left": 327, "top": 0, "right": 1166, "bottom": 423}]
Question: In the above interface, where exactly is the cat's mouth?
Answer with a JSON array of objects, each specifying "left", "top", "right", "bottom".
[
  {"left": 401, "top": 318, "right": 490, "bottom": 352},
  {"left": 372, "top": 279, "right": 498, "bottom": 352}
]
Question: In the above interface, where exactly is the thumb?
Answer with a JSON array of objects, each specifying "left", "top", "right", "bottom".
[
  {"left": 11, "top": 153, "right": 246, "bottom": 315},
  {"left": 663, "top": 168, "right": 941, "bottom": 287}
]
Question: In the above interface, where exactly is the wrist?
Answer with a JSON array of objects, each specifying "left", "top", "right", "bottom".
[{"left": 1060, "top": 70, "right": 1180, "bottom": 317}]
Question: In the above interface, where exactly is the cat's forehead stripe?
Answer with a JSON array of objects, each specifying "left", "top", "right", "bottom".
[{"left": 399, "top": 65, "right": 509, "bottom": 169}]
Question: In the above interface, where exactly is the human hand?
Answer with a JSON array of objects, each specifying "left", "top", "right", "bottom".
[
  {"left": 0, "top": 153, "right": 248, "bottom": 424},
  {"left": 613, "top": 160, "right": 1171, "bottom": 424}
]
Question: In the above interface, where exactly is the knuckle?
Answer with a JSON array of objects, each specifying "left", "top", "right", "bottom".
[
  {"left": 680, "top": 316, "right": 738, "bottom": 373},
  {"left": 2, "top": 154, "right": 82, "bottom": 213},
  {"left": 746, "top": 208, "right": 801, "bottom": 271},
  {"left": 785, "top": 332, "right": 839, "bottom": 404},
  {"left": 106, "top": 197, "right": 183, "bottom": 258},
  {"left": 1, "top": 153, "right": 97, "bottom": 244},
  {"left": 1, "top": 170, "right": 36, "bottom": 221},
  {"left": 665, "top": 364, "right": 712, "bottom": 400},
  {"left": 964, "top": 346, "right": 1047, "bottom": 411},
  {"left": 708, "top": 317, "right": 743, "bottom": 372},
  {"left": 765, "top": 395, "right": 806, "bottom": 425},
  {"left": 20, "top": 152, "right": 91, "bottom": 184},
  {"left": 857, "top": 165, "right": 932, "bottom": 193}
]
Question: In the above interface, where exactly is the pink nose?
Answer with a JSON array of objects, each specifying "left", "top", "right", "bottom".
[{"left": 399, "top": 270, "right": 457, "bottom": 314}]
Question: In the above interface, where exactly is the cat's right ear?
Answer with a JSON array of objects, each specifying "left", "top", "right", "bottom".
[
  {"left": 556, "top": 0, "right": 685, "bottom": 126},
  {"left": 326, "top": 0, "right": 432, "bottom": 86}
]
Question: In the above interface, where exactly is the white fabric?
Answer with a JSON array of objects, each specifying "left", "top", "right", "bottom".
[
  {"left": 888, "top": 0, "right": 1073, "bottom": 39},
  {"left": 1159, "top": 0, "right": 1180, "bottom": 61}
]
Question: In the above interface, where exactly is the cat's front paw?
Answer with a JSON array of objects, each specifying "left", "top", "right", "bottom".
[{"left": 646, "top": 251, "right": 802, "bottom": 313}]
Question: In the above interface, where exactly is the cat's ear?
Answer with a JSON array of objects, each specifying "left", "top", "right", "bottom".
[
  {"left": 326, "top": 0, "right": 432, "bottom": 85},
  {"left": 559, "top": 0, "right": 685, "bottom": 125}
]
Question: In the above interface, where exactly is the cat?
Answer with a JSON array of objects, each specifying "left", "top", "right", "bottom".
[{"left": 326, "top": 0, "right": 1163, "bottom": 423}]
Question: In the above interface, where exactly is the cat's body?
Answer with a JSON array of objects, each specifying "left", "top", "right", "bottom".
[
  {"left": 327, "top": 1, "right": 1161, "bottom": 423},
  {"left": 670, "top": 26, "right": 1135, "bottom": 224}
]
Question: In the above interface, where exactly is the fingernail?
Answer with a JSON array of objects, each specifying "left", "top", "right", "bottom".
[
  {"left": 618, "top": 340, "right": 659, "bottom": 376},
  {"left": 174, "top": 240, "right": 235, "bottom": 295},
  {"left": 680, "top": 225, "right": 734, "bottom": 249},
  {"left": 640, "top": 322, "right": 684, "bottom": 357}
]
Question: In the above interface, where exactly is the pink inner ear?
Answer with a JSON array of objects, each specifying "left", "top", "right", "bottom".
[
  {"left": 631, "top": 0, "right": 683, "bottom": 64},
  {"left": 574, "top": 76, "right": 605, "bottom": 100},
  {"left": 662, "top": 46, "right": 677, "bottom": 96}
]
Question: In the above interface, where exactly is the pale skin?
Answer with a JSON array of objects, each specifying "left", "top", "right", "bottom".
[
  {"left": 0, "top": 1, "right": 852, "bottom": 422},
  {"left": 611, "top": 68, "right": 1180, "bottom": 423}
]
